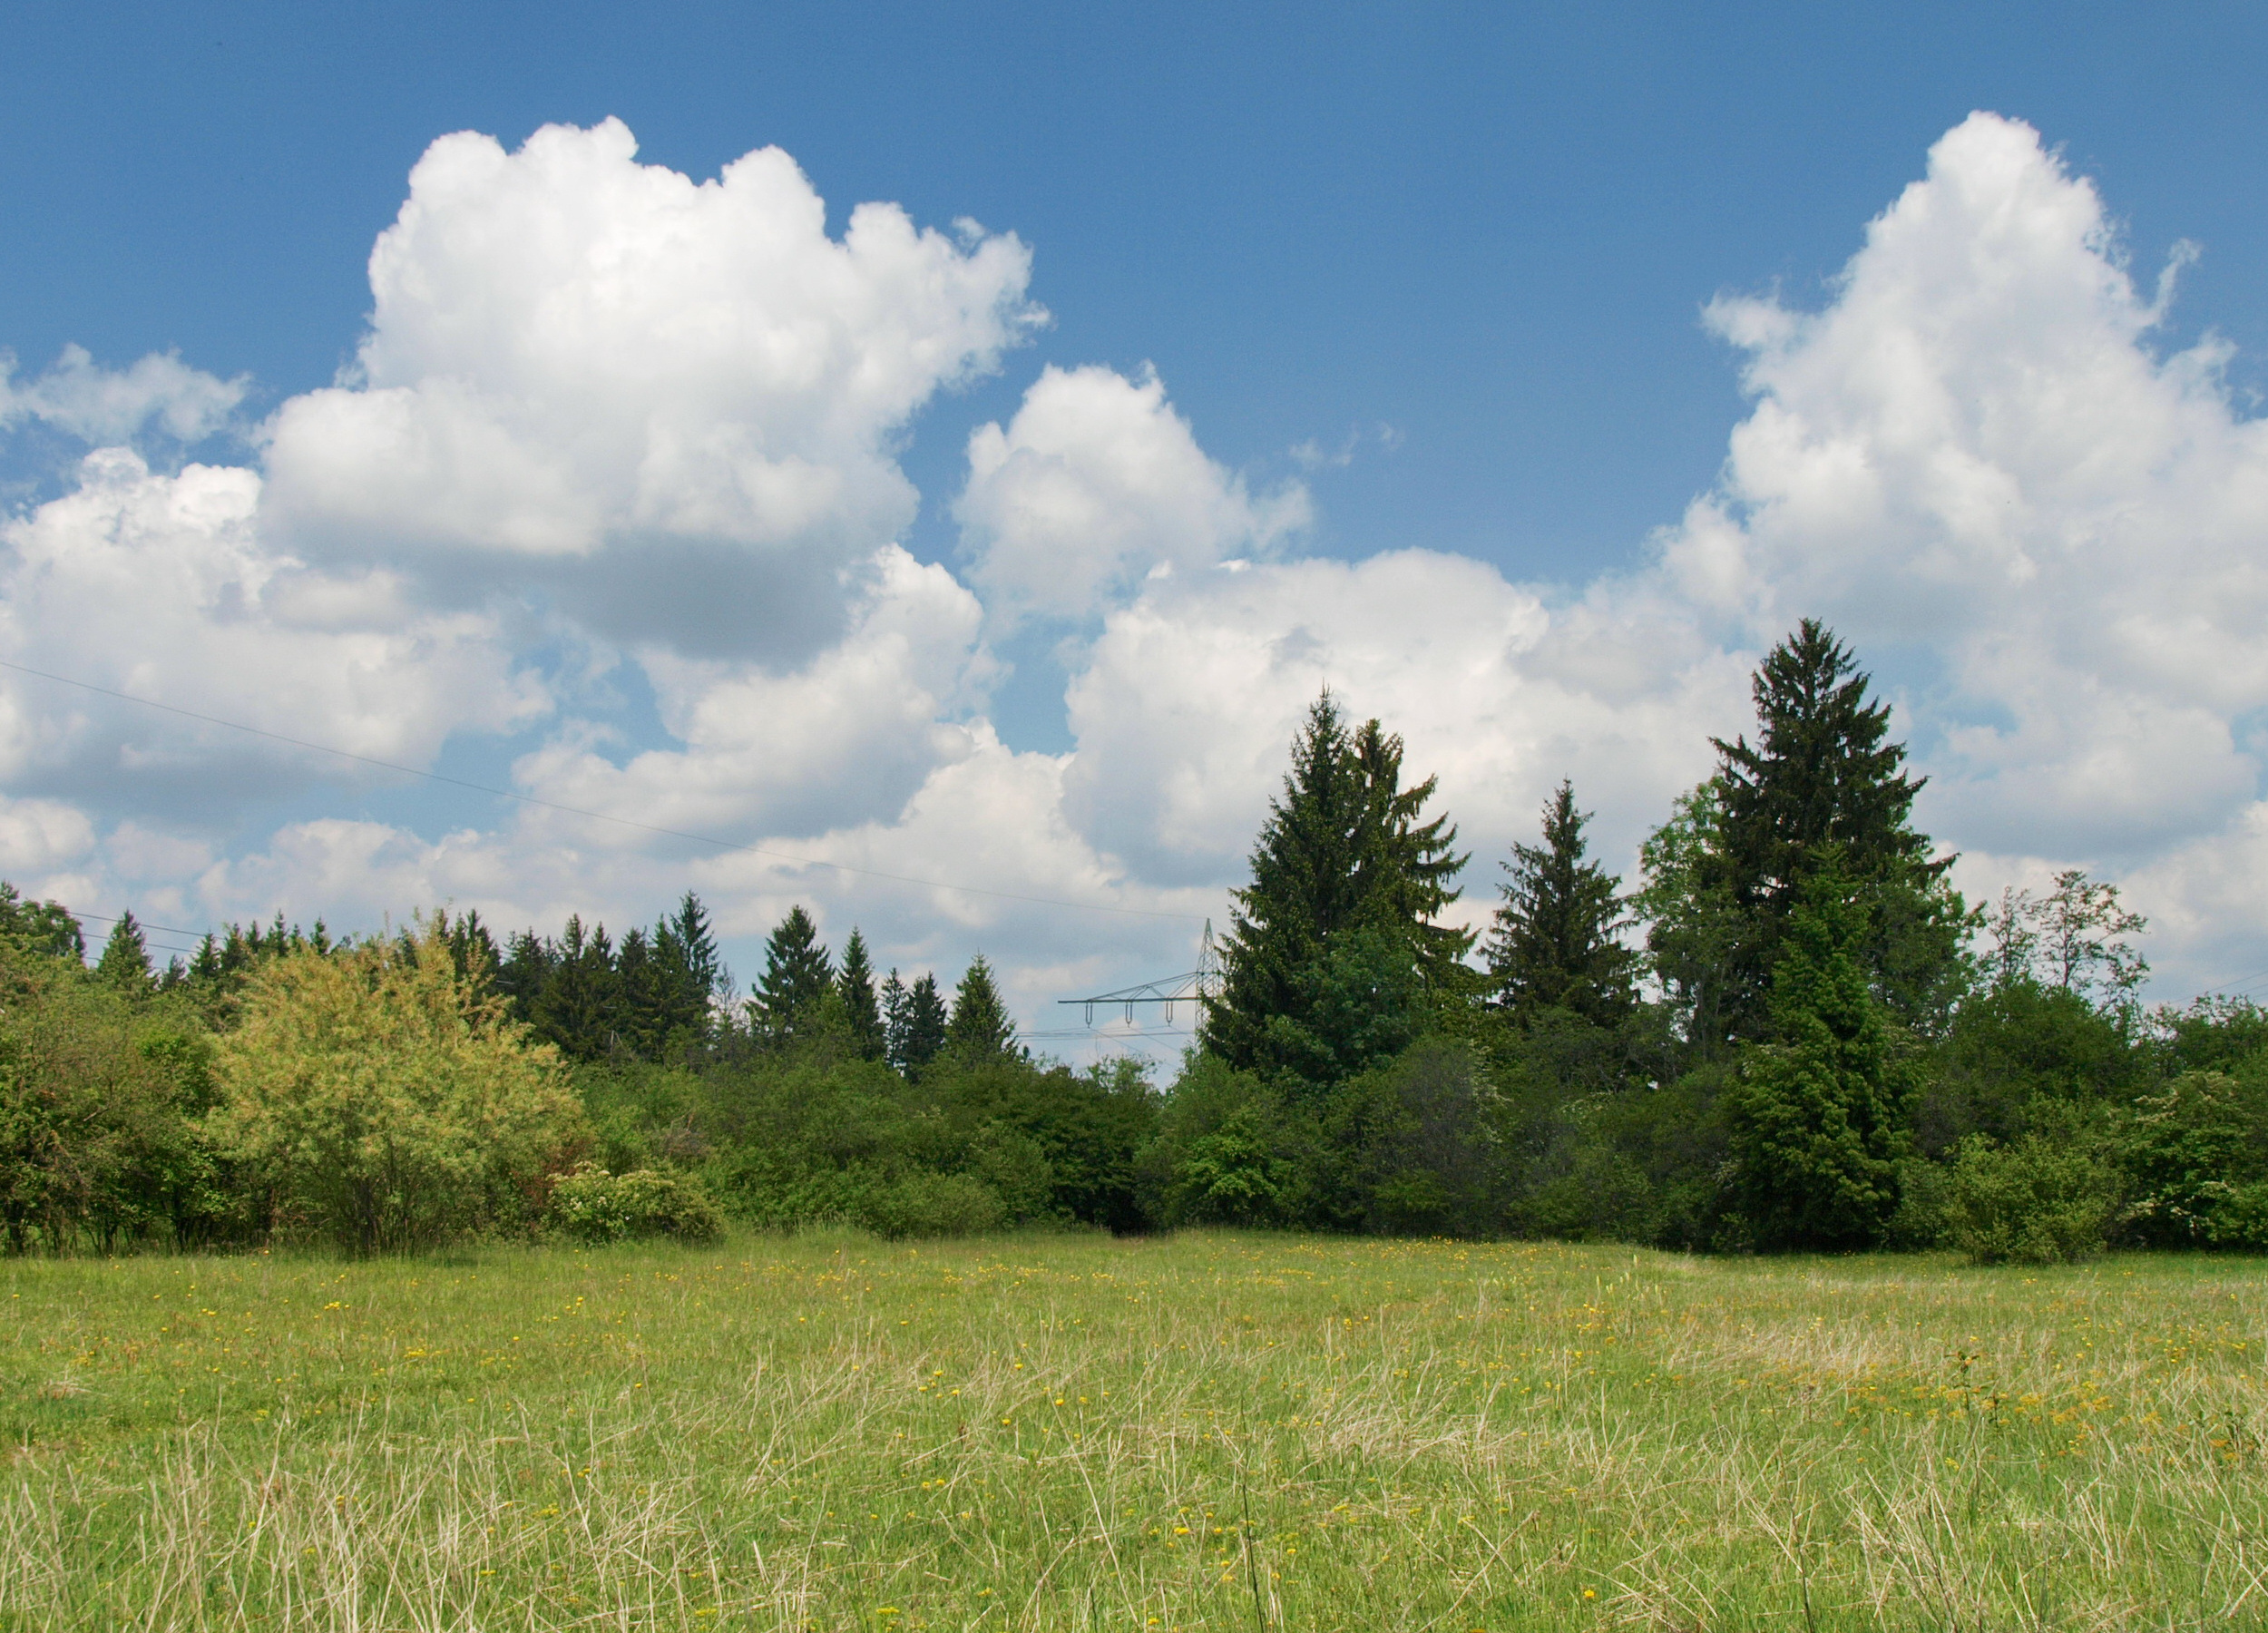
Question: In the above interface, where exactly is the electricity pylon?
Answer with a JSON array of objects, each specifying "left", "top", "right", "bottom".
[{"left": 1058, "top": 920, "right": 1220, "bottom": 1028}]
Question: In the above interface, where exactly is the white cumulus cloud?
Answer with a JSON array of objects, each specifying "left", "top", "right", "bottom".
[
  {"left": 263, "top": 118, "right": 1041, "bottom": 656},
  {"left": 0, "top": 344, "right": 247, "bottom": 445},
  {"left": 0, "top": 450, "right": 543, "bottom": 807},
  {"left": 957, "top": 364, "right": 1309, "bottom": 624}
]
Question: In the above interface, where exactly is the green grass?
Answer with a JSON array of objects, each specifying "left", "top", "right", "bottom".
[{"left": 1, "top": 1231, "right": 2262, "bottom": 1630}]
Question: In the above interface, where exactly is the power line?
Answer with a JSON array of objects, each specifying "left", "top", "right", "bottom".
[
  {"left": 69, "top": 907, "right": 209, "bottom": 940},
  {"left": 0, "top": 657, "right": 1205, "bottom": 924}
]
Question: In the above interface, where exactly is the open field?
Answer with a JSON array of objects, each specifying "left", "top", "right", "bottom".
[{"left": 1, "top": 1232, "right": 2262, "bottom": 1631}]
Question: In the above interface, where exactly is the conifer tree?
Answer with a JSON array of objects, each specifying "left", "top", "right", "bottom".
[
  {"left": 946, "top": 954, "right": 1018, "bottom": 1061},
  {"left": 1205, "top": 692, "right": 1469, "bottom": 1086},
  {"left": 886, "top": 971, "right": 949, "bottom": 1077},
  {"left": 533, "top": 916, "right": 620, "bottom": 1061},
  {"left": 613, "top": 925, "right": 660, "bottom": 1055},
  {"left": 496, "top": 928, "right": 555, "bottom": 1026},
  {"left": 753, "top": 906, "right": 833, "bottom": 1045},
  {"left": 1724, "top": 852, "right": 1912, "bottom": 1249},
  {"left": 1705, "top": 619, "right": 1963, "bottom": 1040},
  {"left": 653, "top": 892, "right": 724, "bottom": 1044},
  {"left": 431, "top": 909, "right": 501, "bottom": 992},
  {"left": 1351, "top": 719, "right": 1475, "bottom": 985},
  {"left": 836, "top": 929, "right": 885, "bottom": 1060},
  {"left": 95, "top": 912, "right": 153, "bottom": 994},
  {"left": 1488, "top": 780, "right": 1636, "bottom": 1027}
]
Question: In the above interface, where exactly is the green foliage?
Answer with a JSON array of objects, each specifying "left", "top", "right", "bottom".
[
  {"left": 210, "top": 919, "right": 587, "bottom": 1253},
  {"left": 752, "top": 906, "right": 833, "bottom": 1045},
  {"left": 884, "top": 970, "right": 949, "bottom": 1079},
  {"left": 1154, "top": 1060, "right": 1310, "bottom": 1228},
  {"left": 1725, "top": 855, "right": 1913, "bottom": 1250},
  {"left": 95, "top": 912, "right": 154, "bottom": 994},
  {"left": 836, "top": 929, "right": 885, "bottom": 1061},
  {"left": 858, "top": 1171, "right": 1009, "bottom": 1239},
  {"left": 497, "top": 894, "right": 721, "bottom": 1063},
  {"left": 1247, "top": 924, "right": 1426, "bottom": 1093},
  {"left": 2151, "top": 994, "right": 2268, "bottom": 1077},
  {"left": 2119, "top": 1070, "right": 2268, "bottom": 1248},
  {"left": 1690, "top": 620, "right": 1967, "bottom": 1042},
  {"left": 0, "top": 952, "right": 233, "bottom": 1253},
  {"left": 1487, "top": 779, "right": 1636, "bottom": 1028},
  {"left": 1946, "top": 1132, "right": 2117, "bottom": 1265},
  {"left": 0, "top": 882, "right": 83, "bottom": 961},
  {"left": 1205, "top": 692, "right": 1470, "bottom": 1090},
  {"left": 529, "top": 915, "right": 620, "bottom": 1061},
  {"left": 547, "top": 1161, "right": 723, "bottom": 1245},
  {"left": 945, "top": 955, "right": 1019, "bottom": 1061},
  {"left": 1633, "top": 780, "right": 1743, "bottom": 1051},
  {"left": 1316, "top": 1039, "right": 1500, "bottom": 1235},
  {"left": 1920, "top": 977, "right": 2137, "bottom": 1155}
]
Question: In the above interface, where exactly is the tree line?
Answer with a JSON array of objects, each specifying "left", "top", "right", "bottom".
[
  {"left": 1172, "top": 618, "right": 2259, "bottom": 1259},
  {"left": 0, "top": 617, "right": 2260, "bottom": 1260}
]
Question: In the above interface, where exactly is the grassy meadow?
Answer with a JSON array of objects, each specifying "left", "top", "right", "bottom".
[{"left": 1, "top": 1230, "right": 2262, "bottom": 1631}]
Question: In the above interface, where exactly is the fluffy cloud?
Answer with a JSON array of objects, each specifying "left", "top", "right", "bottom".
[
  {"left": 263, "top": 118, "right": 1040, "bottom": 655},
  {"left": 0, "top": 450, "right": 543, "bottom": 807},
  {"left": 0, "top": 344, "right": 247, "bottom": 445},
  {"left": 1660, "top": 112, "right": 2268, "bottom": 860},
  {"left": 957, "top": 364, "right": 1309, "bottom": 624},
  {"left": 16, "top": 108, "right": 2268, "bottom": 1022},
  {"left": 1058, "top": 552, "right": 1744, "bottom": 896},
  {"left": 505, "top": 544, "right": 995, "bottom": 844}
]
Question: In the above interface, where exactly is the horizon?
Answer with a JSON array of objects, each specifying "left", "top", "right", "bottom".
[{"left": 8, "top": 5, "right": 2268, "bottom": 1052}]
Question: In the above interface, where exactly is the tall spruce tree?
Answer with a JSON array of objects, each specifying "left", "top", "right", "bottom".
[
  {"left": 496, "top": 928, "right": 555, "bottom": 1027},
  {"left": 1706, "top": 619, "right": 1962, "bottom": 1041},
  {"left": 836, "top": 929, "right": 885, "bottom": 1060},
  {"left": 533, "top": 916, "right": 621, "bottom": 1060},
  {"left": 613, "top": 925, "right": 661, "bottom": 1055},
  {"left": 945, "top": 955, "right": 1018, "bottom": 1061},
  {"left": 1724, "top": 851, "right": 1912, "bottom": 1248},
  {"left": 1205, "top": 691, "right": 1470, "bottom": 1087},
  {"left": 752, "top": 906, "right": 833, "bottom": 1046},
  {"left": 887, "top": 972, "right": 949, "bottom": 1077},
  {"left": 652, "top": 892, "right": 723, "bottom": 1049},
  {"left": 1487, "top": 780, "right": 1636, "bottom": 1027},
  {"left": 1351, "top": 719, "right": 1475, "bottom": 985},
  {"left": 95, "top": 911, "right": 153, "bottom": 994}
]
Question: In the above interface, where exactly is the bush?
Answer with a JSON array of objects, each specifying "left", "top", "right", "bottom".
[
  {"left": 2120, "top": 1071, "right": 2268, "bottom": 1247},
  {"left": 548, "top": 1161, "right": 723, "bottom": 1245},
  {"left": 1945, "top": 1133, "right": 2116, "bottom": 1265},
  {"left": 211, "top": 920, "right": 585, "bottom": 1253},
  {"left": 0, "top": 952, "right": 232, "bottom": 1254},
  {"left": 857, "top": 1171, "right": 1006, "bottom": 1239}
]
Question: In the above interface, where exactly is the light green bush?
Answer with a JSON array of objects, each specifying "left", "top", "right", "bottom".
[
  {"left": 211, "top": 920, "right": 585, "bottom": 1253},
  {"left": 1946, "top": 1133, "right": 2116, "bottom": 1265},
  {"left": 548, "top": 1161, "right": 723, "bottom": 1245}
]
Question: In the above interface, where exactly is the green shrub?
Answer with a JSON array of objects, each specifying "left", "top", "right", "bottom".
[
  {"left": 2204, "top": 1180, "right": 2268, "bottom": 1250},
  {"left": 549, "top": 1161, "right": 724, "bottom": 1245},
  {"left": 2120, "top": 1071, "right": 2268, "bottom": 1247},
  {"left": 1884, "top": 1156, "right": 1952, "bottom": 1250},
  {"left": 857, "top": 1171, "right": 1006, "bottom": 1239},
  {"left": 210, "top": 920, "right": 586, "bottom": 1253},
  {"left": 0, "top": 953, "right": 232, "bottom": 1254},
  {"left": 1946, "top": 1134, "right": 2116, "bottom": 1265}
]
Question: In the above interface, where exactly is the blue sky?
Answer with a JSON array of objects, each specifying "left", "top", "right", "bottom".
[{"left": 6, "top": 3, "right": 2268, "bottom": 1035}]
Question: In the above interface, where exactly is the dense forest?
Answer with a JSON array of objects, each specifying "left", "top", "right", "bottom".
[{"left": 2, "top": 620, "right": 2262, "bottom": 1263}]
